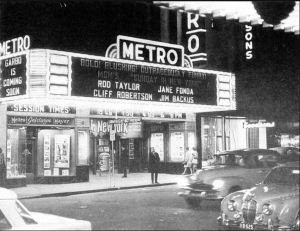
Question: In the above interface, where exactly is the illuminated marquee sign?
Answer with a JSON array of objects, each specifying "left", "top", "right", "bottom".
[
  {"left": 90, "top": 108, "right": 186, "bottom": 119},
  {"left": 7, "top": 116, "right": 75, "bottom": 126},
  {"left": 243, "top": 121, "right": 275, "bottom": 128},
  {"left": 90, "top": 118, "right": 143, "bottom": 139},
  {"left": 117, "top": 35, "right": 184, "bottom": 67},
  {"left": 71, "top": 56, "right": 217, "bottom": 105},
  {"left": 245, "top": 25, "right": 253, "bottom": 60},
  {"left": 7, "top": 103, "right": 76, "bottom": 114},
  {"left": 0, "top": 35, "right": 31, "bottom": 57},
  {"left": 0, "top": 54, "right": 27, "bottom": 98}
]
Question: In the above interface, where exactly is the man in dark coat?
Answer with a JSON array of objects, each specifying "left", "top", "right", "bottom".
[
  {"left": 121, "top": 145, "right": 129, "bottom": 178},
  {"left": 149, "top": 147, "right": 160, "bottom": 184}
]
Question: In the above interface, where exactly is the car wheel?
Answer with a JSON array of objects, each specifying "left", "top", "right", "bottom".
[
  {"left": 294, "top": 214, "right": 299, "bottom": 230},
  {"left": 228, "top": 186, "right": 242, "bottom": 194},
  {"left": 185, "top": 197, "right": 202, "bottom": 208}
]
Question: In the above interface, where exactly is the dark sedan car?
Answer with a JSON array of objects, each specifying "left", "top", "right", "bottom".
[
  {"left": 269, "top": 147, "right": 299, "bottom": 163},
  {"left": 177, "top": 149, "right": 281, "bottom": 207}
]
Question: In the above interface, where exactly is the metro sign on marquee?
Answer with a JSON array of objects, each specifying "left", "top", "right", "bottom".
[{"left": 117, "top": 35, "right": 184, "bottom": 67}]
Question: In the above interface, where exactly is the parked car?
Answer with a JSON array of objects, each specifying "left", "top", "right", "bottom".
[
  {"left": 0, "top": 187, "right": 91, "bottom": 230},
  {"left": 217, "top": 161, "right": 299, "bottom": 230},
  {"left": 177, "top": 148, "right": 281, "bottom": 207},
  {"left": 269, "top": 146, "right": 299, "bottom": 163}
]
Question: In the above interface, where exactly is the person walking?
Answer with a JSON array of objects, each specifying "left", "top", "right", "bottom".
[
  {"left": 192, "top": 147, "right": 198, "bottom": 173},
  {"left": 121, "top": 145, "right": 129, "bottom": 178},
  {"left": 0, "top": 148, "right": 6, "bottom": 186},
  {"left": 149, "top": 147, "right": 160, "bottom": 184},
  {"left": 182, "top": 147, "right": 193, "bottom": 175}
]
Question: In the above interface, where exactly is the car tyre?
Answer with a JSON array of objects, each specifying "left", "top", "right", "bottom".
[{"left": 185, "top": 197, "right": 202, "bottom": 208}]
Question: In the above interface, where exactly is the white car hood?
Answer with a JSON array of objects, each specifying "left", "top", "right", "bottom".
[{"left": 16, "top": 212, "right": 91, "bottom": 230}]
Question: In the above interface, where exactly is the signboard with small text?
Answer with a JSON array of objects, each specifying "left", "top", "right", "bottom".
[
  {"left": 71, "top": 56, "right": 217, "bottom": 105},
  {"left": 7, "top": 116, "right": 75, "bottom": 126},
  {"left": 0, "top": 54, "right": 27, "bottom": 98}
]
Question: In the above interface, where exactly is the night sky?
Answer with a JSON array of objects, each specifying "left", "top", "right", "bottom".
[{"left": 0, "top": 1, "right": 299, "bottom": 123}]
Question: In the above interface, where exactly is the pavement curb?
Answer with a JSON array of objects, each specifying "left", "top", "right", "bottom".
[{"left": 19, "top": 182, "right": 177, "bottom": 200}]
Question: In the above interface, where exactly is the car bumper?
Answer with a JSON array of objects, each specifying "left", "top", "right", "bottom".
[
  {"left": 217, "top": 213, "right": 293, "bottom": 231},
  {"left": 178, "top": 190, "right": 223, "bottom": 200}
]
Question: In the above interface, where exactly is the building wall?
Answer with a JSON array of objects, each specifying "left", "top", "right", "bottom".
[{"left": 0, "top": 104, "right": 6, "bottom": 153}]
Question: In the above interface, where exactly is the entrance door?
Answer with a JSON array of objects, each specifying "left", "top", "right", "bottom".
[{"left": 25, "top": 139, "right": 36, "bottom": 183}]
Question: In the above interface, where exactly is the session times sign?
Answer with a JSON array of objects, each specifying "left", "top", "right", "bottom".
[{"left": 71, "top": 57, "right": 217, "bottom": 105}]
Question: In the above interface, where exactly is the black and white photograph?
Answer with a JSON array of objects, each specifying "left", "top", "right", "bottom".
[{"left": 0, "top": 1, "right": 299, "bottom": 230}]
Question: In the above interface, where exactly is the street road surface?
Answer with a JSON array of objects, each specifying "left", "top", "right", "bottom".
[{"left": 21, "top": 185, "right": 222, "bottom": 230}]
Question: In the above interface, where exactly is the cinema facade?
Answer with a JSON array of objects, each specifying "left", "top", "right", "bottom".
[{"left": 0, "top": 2, "right": 275, "bottom": 187}]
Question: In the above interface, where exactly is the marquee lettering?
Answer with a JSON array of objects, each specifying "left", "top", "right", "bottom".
[{"left": 0, "top": 35, "right": 30, "bottom": 57}]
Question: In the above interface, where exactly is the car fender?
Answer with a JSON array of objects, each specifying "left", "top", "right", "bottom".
[
  {"left": 275, "top": 196, "right": 299, "bottom": 225},
  {"left": 206, "top": 176, "right": 253, "bottom": 197}
]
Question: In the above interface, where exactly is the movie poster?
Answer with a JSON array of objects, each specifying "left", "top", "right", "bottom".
[
  {"left": 54, "top": 135, "right": 70, "bottom": 168},
  {"left": 44, "top": 134, "right": 51, "bottom": 169}
]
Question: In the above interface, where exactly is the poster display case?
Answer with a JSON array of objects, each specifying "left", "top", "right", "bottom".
[
  {"left": 54, "top": 135, "right": 70, "bottom": 168},
  {"left": 169, "top": 132, "right": 184, "bottom": 162},
  {"left": 150, "top": 133, "right": 164, "bottom": 161},
  {"left": 78, "top": 130, "right": 89, "bottom": 165}
]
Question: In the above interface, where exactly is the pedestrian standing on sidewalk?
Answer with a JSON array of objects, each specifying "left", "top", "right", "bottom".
[
  {"left": 182, "top": 147, "right": 193, "bottom": 175},
  {"left": 149, "top": 147, "right": 160, "bottom": 184},
  {"left": 192, "top": 147, "right": 198, "bottom": 173},
  {"left": 0, "top": 148, "right": 6, "bottom": 187},
  {"left": 121, "top": 145, "right": 129, "bottom": 178}
]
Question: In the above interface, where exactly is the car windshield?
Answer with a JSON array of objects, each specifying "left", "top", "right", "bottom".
[
  {"left": 0, "top": 209, "right": 12, "bottom": 229},
  {"left": 264, "top": 167, "right": 300, "bottom": 186},
  {"left": 15, "top": 200, "right": 37, "bottom": 225},
  {"left": 212, "top": 154, "right": 243, "bottom": 166},
  {"left": 212, "top": 153, "right": 278, "bottom": 168}
]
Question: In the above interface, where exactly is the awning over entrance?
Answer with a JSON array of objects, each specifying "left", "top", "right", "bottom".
[{"left": 153, "top": 1, "right": 299, "bottom": 35}]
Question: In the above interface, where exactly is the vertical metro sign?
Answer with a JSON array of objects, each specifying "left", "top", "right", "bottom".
[{"left": 181, "top": 12, "right": 207, "bottom": 68}]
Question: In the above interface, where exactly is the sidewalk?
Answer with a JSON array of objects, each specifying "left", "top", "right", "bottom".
[{"left": 10, "top": 171, "right": 181, "bottom": 200}]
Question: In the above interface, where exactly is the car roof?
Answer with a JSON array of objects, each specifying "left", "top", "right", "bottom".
[
  {"left": 0, "top": 187, "right": 18, "bottom": 200},
  {"left": 216, "top": 148, "right": 278, "bottom": 156},
  {"left": 269, "top": 147, "right": 299, "bottom": 154}
]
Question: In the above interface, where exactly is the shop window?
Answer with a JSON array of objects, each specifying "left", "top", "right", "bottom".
[
  {"left": 77, "top": 130, "right": 89, "bottom": 165},
  {"left": 6, "top": 128, "right": 27, "bottom": 179},
  {"left": 37, "top": 129, "right": 75, "bottom": 177},
  {"left": 225, "top": 117, "right": 247, "bottom": 150},
  {"left": 188, "top": 132, "right": 195, "bottom": 150},
  {"left": 201, "top": 117, "right": 221, "bottom": 159},
  {"left": 169, "top": 132, "right": 184, "bottom": 162},
  {"left": 248, "top": 128, "right": 259, "bottom": 148}
]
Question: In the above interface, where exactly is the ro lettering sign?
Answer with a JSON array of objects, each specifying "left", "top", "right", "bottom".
[
  {"left": 182, "top": 13, "right": 207, "bottom": 68},
  {"left": 117, "top": 35, "right": 184, "bottom": 67}
]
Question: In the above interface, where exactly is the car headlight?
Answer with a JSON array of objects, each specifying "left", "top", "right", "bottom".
[
  {"left": 177, "top": 177, "right": 190, "bottom": 187},
  {"left": 212, "top": 179, "right": 224, "bottom": 189},
  {"left": 227, "top": 199, "right": 237, "bottom": 211},
  {"left": 262, "top": 203, "right": 273, "bottom": 215},
  {"left": 190, "top": 175, "right": 197, "bottom": 181}
]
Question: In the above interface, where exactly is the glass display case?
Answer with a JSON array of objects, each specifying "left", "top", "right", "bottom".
[{"left": 6, "top": 128, "right": 27, "bottom": 179}]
